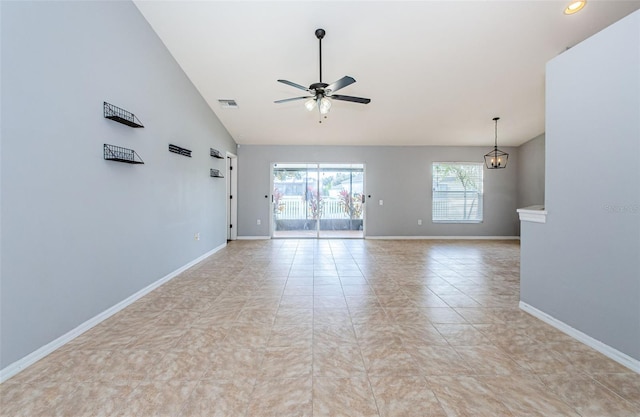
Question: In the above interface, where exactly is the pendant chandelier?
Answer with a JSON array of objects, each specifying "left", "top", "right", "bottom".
[{"left": 484, "top": 117, "right": 508, "bottom": 169}]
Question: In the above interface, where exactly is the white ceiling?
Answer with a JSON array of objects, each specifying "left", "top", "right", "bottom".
[{"left": 134, "top": 0, "right": 640, "bottom": 147}]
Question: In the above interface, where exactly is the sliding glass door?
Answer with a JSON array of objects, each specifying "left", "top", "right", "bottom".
[
  {"left": 272, "top": 163, "right": 364, "bottom": 238},
  {"left": 318, "top": 165, "right": 364, "bottom": 238},
  {"left": 272, "top": 164, "right": 318, "bottom": 238}
]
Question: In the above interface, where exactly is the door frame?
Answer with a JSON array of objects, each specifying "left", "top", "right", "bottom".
[
  {"left": 226, "top": 152, "right": 238, "bottom": 241},
  {"left": 270, "top": 162, "right": 366, "bottom": 239}
]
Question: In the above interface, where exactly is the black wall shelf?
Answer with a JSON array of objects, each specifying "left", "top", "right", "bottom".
[
  {"left": 104, "top": 102, "right": 144, "bottom": 128},
  {"left": 210, "top": 148, "right": 223, "bottom": 159},
  {"left": 104, "top": 144, "right": 144, "bottom": 164},
  {"left": 169, "top": 144, "right": 192, "bottom": 157},
  {"left": 210, "top": 168, "right": 224, "bottom": 178}
]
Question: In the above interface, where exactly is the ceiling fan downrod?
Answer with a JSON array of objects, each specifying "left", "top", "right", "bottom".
[{"left": 316, "top": 28, "right": 325, "bottom": 83}]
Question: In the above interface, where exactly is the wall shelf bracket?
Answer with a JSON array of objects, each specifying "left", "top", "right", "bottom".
[
  {"left": 169, "top": 144, "right": 192, "bottom": 157},
  {"left": 210, "top": 168, "right": 224, "bottom": 178},
  {"left": 104, "top": 102, "right": 144, "bottom": 128},
  {"left": 104, "top": 144, "right": 144, "bottom": 164}
]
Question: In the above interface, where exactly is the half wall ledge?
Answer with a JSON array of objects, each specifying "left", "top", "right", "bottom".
[{"left": 517, "top": 205, "right": 547, "bottom": 224}]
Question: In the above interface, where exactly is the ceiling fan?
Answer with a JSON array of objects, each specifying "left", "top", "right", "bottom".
[{"left": 275, "top": 28, "right": 371, "bottom": 121}]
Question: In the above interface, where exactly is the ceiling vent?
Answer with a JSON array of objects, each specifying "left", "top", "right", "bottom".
[{"left": 218, "top": 99, "right": 238, "bottom": 109}]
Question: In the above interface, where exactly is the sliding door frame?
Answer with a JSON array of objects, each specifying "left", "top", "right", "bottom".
[{"left": 270, "top": 162, "right": 366, "bottom": 239}]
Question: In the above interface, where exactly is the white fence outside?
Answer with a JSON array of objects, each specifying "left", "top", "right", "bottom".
[{"left": 275, "top": 198, "right": 361, "bottom": 220}]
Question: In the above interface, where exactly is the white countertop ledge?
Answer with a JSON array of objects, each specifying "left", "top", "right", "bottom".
[{"left": 517, "top": 205, "right": 547, "bottom": 223}]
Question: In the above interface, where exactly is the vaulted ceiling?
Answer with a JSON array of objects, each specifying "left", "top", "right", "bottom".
[{"left": 134, "top": 1, "right": 640, "bottom": 147}]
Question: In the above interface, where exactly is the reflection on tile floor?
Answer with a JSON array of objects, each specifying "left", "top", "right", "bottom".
[{"left": 1, "top": 239, "right": 639, "bottom": 416}]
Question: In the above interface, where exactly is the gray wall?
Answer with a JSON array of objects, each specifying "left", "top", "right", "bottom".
[
  {"left": 237, "top": 145, "right": 519, "bottom": 237},
  {"left": 521, "top": 11, "right": 640, "bottom": 360},
  {"left": 1, "top": 1, "right": 236, "bottom": 368},
  {"left": 516, "top": 133, "right": 545, "bottom": 209}
]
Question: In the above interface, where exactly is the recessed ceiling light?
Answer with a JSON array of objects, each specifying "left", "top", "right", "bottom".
[{"left": 564, "top": 1, "right": 586, "bottom": 15}]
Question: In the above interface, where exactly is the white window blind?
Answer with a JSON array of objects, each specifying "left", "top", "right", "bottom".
[{"left": 432, "top": 162, "right": 484, "bottom": 223}]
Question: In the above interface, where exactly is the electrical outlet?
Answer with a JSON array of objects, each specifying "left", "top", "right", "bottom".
[
  {"left": 257, "top": 219, "right": 261, "bottom": 225},
  {"left": 418, "top": 219, "right": 422, "bottom": 225},
  {"left": 194, "top": 233, "right": 200, "bottom": 241},
  {"left": 379, "top": 200, "right": 384, "bottom": 206}
]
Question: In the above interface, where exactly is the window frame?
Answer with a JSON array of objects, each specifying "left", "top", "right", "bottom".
[{"left": 432, "top": 162, "right": 484, "bottom": 224}]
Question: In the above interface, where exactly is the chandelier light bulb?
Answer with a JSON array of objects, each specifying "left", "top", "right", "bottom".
[
  {"left": 305, "top": 98, "right": 316, "bottom": 111},
  {"left": 319, "top": 97, "right": 332, "bottom": 114}
]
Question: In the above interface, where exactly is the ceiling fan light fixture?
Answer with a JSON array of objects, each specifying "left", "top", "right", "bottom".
[
  {"left": 564, "top": 0, "right": 586, "bottom": 15},
  {"left": 305, "top": 98, "right": 316, "bottom": 111},
  {"left": 274, "top": 28, "right": 370, "bottom": 120},
  {"left": 319, "top": 97, "right": 331, "bottom": 114}
]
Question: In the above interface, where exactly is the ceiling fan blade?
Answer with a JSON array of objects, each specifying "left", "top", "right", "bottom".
[
  {"left": 277, "top": 79, "right": 309, "bottom": 92},
  {"left": 326, "top": 76, "right": 356, "bottom": 93},
  {"left": 274, "top": 96, "right": 313, "bottom": 104},
  {"left": 330, "top": 94, "right": 371, "bottom": 104}
]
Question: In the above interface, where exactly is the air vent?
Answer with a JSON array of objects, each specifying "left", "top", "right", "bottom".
[{"left": 218, "top": 99, "right": 238, "bottom": 109}]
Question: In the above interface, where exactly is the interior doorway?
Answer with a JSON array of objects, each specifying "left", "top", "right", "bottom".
[{"left": 272, "top": 163, "right": 365, "bottom": 238}]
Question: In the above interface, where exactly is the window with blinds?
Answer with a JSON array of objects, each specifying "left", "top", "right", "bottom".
[{"left": 432, "top": 162, "right": 483, "bottom": 223}]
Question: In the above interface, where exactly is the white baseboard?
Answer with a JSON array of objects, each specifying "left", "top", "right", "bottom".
[
  {"left": 0, "top": 243, "right": 226, "bottom": 383},
  {"left": 519, "top": 301, "right": 640, "bottom": 374},
  {"left": 365, "top": 235, "right": 520, "bottom": 240},
  {"left": 237, "top": 235, "right": 520, "bottom": 241}
]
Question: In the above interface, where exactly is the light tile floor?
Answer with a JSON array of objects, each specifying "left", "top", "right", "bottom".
[{"left": 2, "top": 239, "right": 639, "bottom": 416}]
